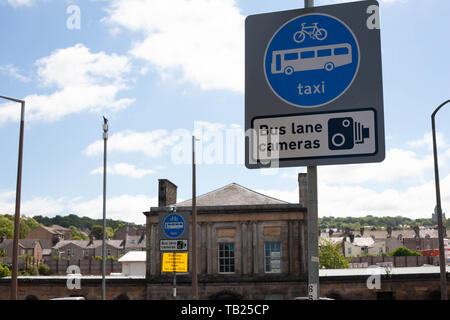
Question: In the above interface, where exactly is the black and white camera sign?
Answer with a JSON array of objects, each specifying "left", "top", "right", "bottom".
[{"left": 251, "top": 109, "right": 377, "bottom": 164}]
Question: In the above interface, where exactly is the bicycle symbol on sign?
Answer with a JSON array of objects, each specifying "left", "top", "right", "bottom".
[{"left": 293, "top": 23, "right": 327, "bottom": 43}]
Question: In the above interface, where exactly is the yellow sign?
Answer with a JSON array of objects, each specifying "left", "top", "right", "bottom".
[{"left": 162, "top": 252, "right": 188, "bottom": 272}]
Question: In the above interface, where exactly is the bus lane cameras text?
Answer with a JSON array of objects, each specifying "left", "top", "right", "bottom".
[{"left": 258, "top": 122, "right": 321, "bottom": 152}]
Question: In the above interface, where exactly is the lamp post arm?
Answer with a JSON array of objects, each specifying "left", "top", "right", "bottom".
[
  {"left": 0, "top": 95, "right": 25, "bottom": 300},
  {"left": 432, "top": 99, "right": 450, "bottom": 119},
  {"left": 431, "top": 99, "right": 450, "bottom": 301}
]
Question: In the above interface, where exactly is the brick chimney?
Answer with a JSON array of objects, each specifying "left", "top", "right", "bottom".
[
  {"left": 158, "top": 179, "right": 178, "bottom": 207},
  {"left": 298, "top": 173, "right": 307, "bottom": 207}
]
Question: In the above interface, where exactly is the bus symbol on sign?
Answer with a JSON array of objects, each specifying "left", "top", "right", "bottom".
[
  {"left": 264, "top": 13, "right": 360, "bottom": 108},
  {"left": 271, "top": 43, "right": 352, "bottom": 75}
]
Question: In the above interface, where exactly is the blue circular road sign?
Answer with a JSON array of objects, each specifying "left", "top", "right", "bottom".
[
  {"left": 163, "top": 213, "right": 185, "bottom": 238},
  {"left": 264, "top": 13, "right": 360, "bottom": 108}
]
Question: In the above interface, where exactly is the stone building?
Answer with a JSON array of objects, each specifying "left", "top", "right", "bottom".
[
  {"left": 26, "top": 225, "right": 72, "bottom": 245},
  {"left": 0, "top": 239, "right": 43, "bottom": 264},
  {"left": 51, "top": 239, "right": 124, "bottom": 261},
  {"left": 144, "top": 179, "right": 308, "bottom": 300}
]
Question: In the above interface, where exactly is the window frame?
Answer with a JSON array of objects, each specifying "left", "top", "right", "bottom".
[
  {"left": 217, "top": 243, "right": 235, "bottom": 274},
  {"left": 264, "top": 242, "right": 281, "bottom": 274}
]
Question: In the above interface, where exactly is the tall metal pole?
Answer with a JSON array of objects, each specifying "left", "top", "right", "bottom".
[
  {"left": 307, "top": 165, "right": 319, "bottom": 300},
  {"left": 102, "top": 116, "right": 108, "bottom": 300},
  {"left": 192, "top": 136, "right": 199, "bottom": 299},
  {"left": 303, "top": 0, "right": 320, "bottom": 301},
  {"left": 431, "top": 99, "right": 450, "bottom": 300},
  {"left": 0, "top": 95, "right": 25, "bottom": 301}
]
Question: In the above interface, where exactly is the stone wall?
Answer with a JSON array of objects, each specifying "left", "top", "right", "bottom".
[{"left": 0, "top": 272, "right": 449, "bottom": 300}]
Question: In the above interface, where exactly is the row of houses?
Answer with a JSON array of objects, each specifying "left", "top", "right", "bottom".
[
  {"left": 0, "top": 224, "right": 146, "bottom": 267},
  {"left": 320, "top": 226, "right": 445, "bottom": 258}
]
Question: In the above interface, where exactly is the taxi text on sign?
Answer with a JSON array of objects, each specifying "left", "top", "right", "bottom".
[{"left": 245, "top": 0, "right": 385, "bottom": 168}]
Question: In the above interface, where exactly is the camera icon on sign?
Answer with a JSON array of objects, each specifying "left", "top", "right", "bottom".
[{"left": 328, "top": 117, "right": 370, "bottom": 150}]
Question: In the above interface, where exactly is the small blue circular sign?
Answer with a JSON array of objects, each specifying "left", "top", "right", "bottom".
[
  {"left": 163, "top": 213, "right": 185, "bottom": 238},
  {"left": 264, "top": 13, "right": 360, "bottom": 108}
]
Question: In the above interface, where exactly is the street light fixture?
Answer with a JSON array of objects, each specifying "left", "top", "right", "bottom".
[
  {"left": 0, "top": 95, "right": 25, "bottom": 300},
  {"left": 431, "top": 99, "right": 450, "bottom": 301}
]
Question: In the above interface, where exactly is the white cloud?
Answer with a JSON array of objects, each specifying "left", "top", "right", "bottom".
[
  {"left": 257, "top": 173, "right": 450, "bottom": 219},
  {"left": 91, "top": 162, "right": 155, "bottom": 179},
  {"left": 0, "top": 190, "right": 154, "bottom": 224},
  {"left": 84, "top": 129, "right": 175, "bottom": 158},
  {"left": 0, "top": 44, "right": 134, "bottom": 125},
  {"left": 84, "top": 121, "right": 244, "bottom": 166},
  {"left": 407, "top": 132, "right": 448, "bottom": 151},
  {"left": 69, "top": 194, "right": 155, "bottom": 224},
  {"left": 319, "top": 148, "right": 433, "bottom": 184},
  {"left": 0, "top": 64, "right": 31, "bottom": 82},
  {"left": 7, "top": 0, "right": 35, "bottom": 8},
  {"left": 104, "top": 0, "right": 245, "bottom": 92}
]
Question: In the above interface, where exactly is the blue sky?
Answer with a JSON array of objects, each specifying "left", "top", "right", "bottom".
[{"left": 1, "top": 0, "right": 450, "bottom": 225}]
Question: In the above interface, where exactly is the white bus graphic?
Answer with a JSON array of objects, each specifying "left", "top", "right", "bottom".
[{"left": 271, "top": 43, "right": 352, "bottom": 75}]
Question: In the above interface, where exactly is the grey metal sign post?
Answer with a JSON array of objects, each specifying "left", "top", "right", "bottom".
[
  {"left": 159, "top": 209, "right": 190, "bottom": 299},
  {"left": 305, "top": 0, "right": 319, "bottom": 301}
]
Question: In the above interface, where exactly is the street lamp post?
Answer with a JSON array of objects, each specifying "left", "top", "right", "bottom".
[
  {"left": 431, "top": 99, "right": 450, "bottom": 301},
  {"left": 0, "top": 95, "right": 25, "bottom": 300},
  {"left": 192, "top": 135, "right": 199, "bottom": 300},
  {"left": 102, "top": 116, "right": 108, "bottom": 300}
]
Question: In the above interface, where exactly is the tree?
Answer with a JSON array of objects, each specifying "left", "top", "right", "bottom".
[
  {"left": 69, "top": 226, "right": 88, "bottom": 240},
  {"left": 19, "top": 216, "right": 40, "bottom": 238},
  {"left": 90, "top": 225, "right": 113, "bottom": 240},
  {"left": 319, "top": 238, "right": 351, "bottom": 269},
  {"left": 38, "top": 263, "right": 50, "bottom": 276},
  {"left": 387, "top": 246, "right": 422, "bottom": 257},
  {"left": 0, "top": 215, "right": 14, "bottom": 239},
  {"left": 0, "top": 263, "right": 11, "bottom": 278}
]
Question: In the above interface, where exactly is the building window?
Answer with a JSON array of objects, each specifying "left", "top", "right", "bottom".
[
  {"left": 265, "top": 242, "right": 281, "bottom": 273},
  {"left": 84, "top": 250, "right": 89, "bottom": 257},
  {"left": 72, "top": 249, "right": 75, "bottom": 257},
  {"left": 347, "top": 248, "right": 352, "bottom": 255},
  {"left": 107, "top": 249, "right": 111, "bottom": 256},
  {"left": 218, "top": 243, "right": 235, "bottom": 273}
]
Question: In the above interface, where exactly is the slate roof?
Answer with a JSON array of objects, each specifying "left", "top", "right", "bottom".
[
  {"left": 174, "top": 183, "right": 289, "bottom": 207},
  {"left": 122, "top": 235, "right": 146, "bottom": 249},
  {"left": 0, "top": 239, "right": 41, "bottom": 249},
  {"left": 52, "top": 240, "right": 124, "bottom": 250},
  {"left": 321, "top": 237, "right": 375, "bottom": 248},
  {"left": 321, "top": 229, "right": 441, "bottom": 240}
]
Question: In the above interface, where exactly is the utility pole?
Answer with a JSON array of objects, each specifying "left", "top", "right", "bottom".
[
  {"left": 304, "top": 0, "right": 320, "bottom": 301},
  {"left": 102, "top": 116, "right": 108, "bottom": 300},
  {"left": 0, "top": 95, "right": 25, "bottom": 301},
  {"left": 431, "top": 99, "right": 450, "bottom": 300},
  {"left": 192, "top": 136, "right": 199, "bottom": 299}
]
